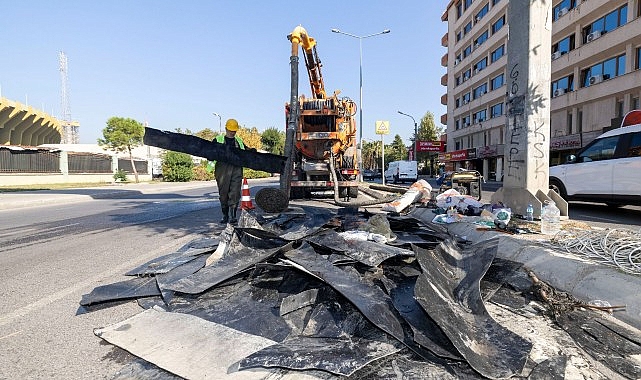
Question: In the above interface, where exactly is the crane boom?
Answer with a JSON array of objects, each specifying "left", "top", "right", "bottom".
[{"left": 288, "top": 26, "right": 326, "bottom": 99}]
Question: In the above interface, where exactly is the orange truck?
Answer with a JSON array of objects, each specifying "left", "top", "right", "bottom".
[{"left": 285, "top": 26, "right": 360, "bottom": 199}]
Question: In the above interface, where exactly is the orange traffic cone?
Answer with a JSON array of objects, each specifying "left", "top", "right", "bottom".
[{"left": 240, "top": 178, "right": 255, "bottom": 210}]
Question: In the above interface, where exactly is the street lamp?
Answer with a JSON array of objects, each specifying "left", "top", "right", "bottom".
[
  {"left": 213, "top": 112, "right": 222, "bottom": 133},
  {"left": 331, "top": 27, "right": 390, "bottom": 181},
  {"left": 398, "top": 111, "right": 417, "bottom": 161}
]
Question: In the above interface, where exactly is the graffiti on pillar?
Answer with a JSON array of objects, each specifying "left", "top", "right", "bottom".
[{"left": 506, "top": 63, "right": 524, "bottom": 180}]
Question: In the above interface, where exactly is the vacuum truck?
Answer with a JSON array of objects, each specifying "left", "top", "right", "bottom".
[{"left": 285, "top": 26, "right": 360, "bottom": 199}]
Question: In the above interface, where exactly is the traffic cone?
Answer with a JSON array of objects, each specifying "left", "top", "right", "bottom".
[{"left": 240, "top": 178, "right": 255, "bottom": 210}]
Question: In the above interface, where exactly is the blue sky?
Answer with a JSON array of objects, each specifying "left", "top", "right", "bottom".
[{"left": 1, "top": 1, "right": 448, "bottom": 145}]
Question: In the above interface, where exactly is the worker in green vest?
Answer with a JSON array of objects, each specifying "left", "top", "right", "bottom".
[{"left": 214, "top": 118, "right": 245, "bottom": 224}]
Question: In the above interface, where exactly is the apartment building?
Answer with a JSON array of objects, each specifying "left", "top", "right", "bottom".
[{"left": 441, "top": 0, "right": 641, "bottom": 181}]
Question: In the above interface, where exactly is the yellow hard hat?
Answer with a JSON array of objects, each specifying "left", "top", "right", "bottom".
[{"left": 225, "top": 118, "right": 239, "bottom": 132}]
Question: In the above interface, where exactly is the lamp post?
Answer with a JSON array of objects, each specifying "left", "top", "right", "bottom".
[
  {"left": 398, "top": 111, "right": 417, "bottom": 161},
  {"left": 331, "top": 28, "right": 390, "bottom": 181},
  {"left": 213, "top": 112, "right": 222, "bottom": 133}
]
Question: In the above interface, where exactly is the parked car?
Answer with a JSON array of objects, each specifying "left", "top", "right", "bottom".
[
  {"left": 362, "top": 169, "right": 381, "bottom": 181},
  {"left": 384, "top": 161, "right": 418, "bottom": 184},
  {"left": 549, "top": 112, "right": 641, "bottom": 207}
]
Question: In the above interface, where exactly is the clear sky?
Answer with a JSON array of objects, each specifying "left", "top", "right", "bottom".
[{"left": 0, "top": 1, "right": 448, "bottom": 145}]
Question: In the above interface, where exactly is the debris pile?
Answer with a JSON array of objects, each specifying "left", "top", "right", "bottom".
[{"left": 80, "top": 206, "right": 641, "bottom": 379}]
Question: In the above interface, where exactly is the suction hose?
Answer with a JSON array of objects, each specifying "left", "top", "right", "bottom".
[{"left": 329, "top": 153, "right": 399, "bottom": 207}]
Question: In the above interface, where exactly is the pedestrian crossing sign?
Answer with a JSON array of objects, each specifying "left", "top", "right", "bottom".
[{"left": 375, "top": 120, "right": 390, "bottom": 135}]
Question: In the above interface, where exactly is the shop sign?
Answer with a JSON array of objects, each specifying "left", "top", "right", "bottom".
[
  {"left": 417, "top": 141, "right": 445, "bottom": 152},
  {"left": 477, "top": 145, "right": 498, "bottom": 158},
  {"left": 466, "top": 148, "right": 477, "bottom": 159},
  {"left": 550, "top": 134, "right": 581, "bottom": 151},
  {"left": 449, "top": 149, "right": 468, "bottom": 161}
]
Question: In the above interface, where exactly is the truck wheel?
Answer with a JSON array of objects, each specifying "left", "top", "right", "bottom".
[
  {"left": 290, "top": 187, "right": 305, "bottom": 199},
  {"left": 349, "top": 186, "right": 359, "bottom": 198}
]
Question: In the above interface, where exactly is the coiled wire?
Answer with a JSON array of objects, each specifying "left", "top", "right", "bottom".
[{"left": 550, "top": 228, "right": 641, "bottom": 275}]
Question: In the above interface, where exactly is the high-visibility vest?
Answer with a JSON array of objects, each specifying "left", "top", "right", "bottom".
[{"left": 215, "top": 134, "right": 245, "bottom": 149}]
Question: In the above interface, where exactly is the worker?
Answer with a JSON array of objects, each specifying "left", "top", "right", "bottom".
[{"left": 214, "top": 118, "right": 245, "bottom": 224}]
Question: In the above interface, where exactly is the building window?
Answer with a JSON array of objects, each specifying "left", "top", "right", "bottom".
[
  {"left": 463, "top": 44, "right": 472, "bottom": 58},
  {"left": 473, "top": 109, "right": 487, "bottom": 123},
  {"left": 456, "top": 31, "right": 462, "bottom": 42},
  {"left": 551, "top": 75, "right": 574, "bottom": 95},
  {"left": 456, "top": 76, "right": 462, "bottom": 86},
  {"left": 633, "top": 97, "right": 640, "bottom": 110},
  {"left": 636, "top": 47, "right": 641, "bottom": 70},
  {"left": 474, "top": 31, "right": 489, "bottom": 47},
  {"left": 474, "top": 57, "right": 488, "bottom": 72},
  {"left": 473, "top": 83, "right": 488, "bottom": 99},
  {"left": 464, "top": 0, "right": 473, "bottom": 11},
  {"left": 475, "top": 3, "right": 489, "bottom": 22},
  {"left": 463, "top": 69, "right": 471, "bottom": 81},
  {"left": 464, "top": 21, "right": 473, "bottom": 35},
  {"left": 456, "top": 140, "right": 462, "bottom": 150},
  {"left": 457, "top": 2, "right": 463, "bottom": 19},
  {"left": 462, "top": 92, "right": 471, "bottom": 104},
  {"left": 492, "top": 0, "right": 501, "bottom": 5},
  {"left": 462, "top": 115, "right": 471, "bottom": 127},
  {"left": 583, "top": 5, "right": 628, "bottom": 43},
  {"left": 552, "top": 35, "right": 575, "bottom": 55},
  {"left": 582, "top": 54, "right": 626, "bottom": 87},
  {"left": 491, "top": 74, "right": 504, "bottom": 90},
  {"left": 456, "top": 119, "right": 461, "bottom": 130},
  {"left": 490, "top": 103, "right": 503, "bottom": 118},
  {"left": 617, "top": 100, "right": 625, "bottom": 117},
  {"left": 553, "top": 0, "right": 577, "bottom": 21},
  {"left": 492, "top": 15, "right": 505, "bottom": 35},
  {"left": 456, "top": 98, "right": 461, "bottom": 108},
  {"left": 491, "top": 45, "right": 505, "bottom": 63}
]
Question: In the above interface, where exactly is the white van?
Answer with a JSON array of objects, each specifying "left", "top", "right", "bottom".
[
  {"left": 384, "top": 160, "right": 418, "bottom": 184},
  {"left": 549, "top": 110, "right": 641, "bottom": 207}
]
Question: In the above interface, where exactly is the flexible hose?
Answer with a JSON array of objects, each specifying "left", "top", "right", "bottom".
[{"left": 329, "top": 153, "right": 398, "bottom": 207}]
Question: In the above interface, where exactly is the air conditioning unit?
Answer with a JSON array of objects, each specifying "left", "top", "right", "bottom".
[
  {"left": 474, "top": 43, "right": 480, "bottom": 49},
  {"left": 475, "top": 16, "right": 481, "bottom": 22},
  {"left": 473, "top": 68, "right": 479, "bottom": 74},
  {"left": 463, "top": 99, "right": 469, "bottom": 105},
  {"left": 557, "top": 7, "right": 569, "bottom": 17},
  {"left": 586, "top": 30, "right": 602, "bottom": 43},
  {"left": 551, "top": 51, "right": 562, "bottom": 60},
  {"left": 589, "top": 74, "right": 603, "bottom": 85},
  {"left": 464, "top": 122, "right": 470, "bottom": 127},
  {"left": 553, "top": 88, "right": 567, "bottom": 97},
  {"left": 454, "top": 58, "right": 461, "bottom": 66}
]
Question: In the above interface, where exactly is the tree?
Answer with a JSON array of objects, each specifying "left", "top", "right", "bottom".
[
  {"left": 362, "top": 140, "right": 382, "bottom": 169},
  {"left": 416, "top": 111, "right": 444, "bottom": 175},
  {"left": 98, "top": 117, "right": 145, "bottom": 183},
  {"left": 195, "top": 128, "right": 216, "bottom": 141},
  {"left": 386, "top": 134, "right": 408, "bottom": 164},
  {"left": 261, "top": 127, "right": 285, "bottom": 154},
  {"left": 237, "top": 126, "right": 262, "bottom": 150},
  {"left": 162, "top": 151, "right": 194, "bottom": 182}
]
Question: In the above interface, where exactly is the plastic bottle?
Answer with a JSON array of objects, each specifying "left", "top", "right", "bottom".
[
  {"left": 540, "top": 200, "right": 561, "bottom": 235},
  {"left": 526, "top": 204, "right": 534, "bottom": 221}
]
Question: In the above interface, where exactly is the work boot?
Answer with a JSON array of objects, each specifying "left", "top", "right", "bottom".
[
  {"left": 220, "top": 206, "right": 229, "bottom": 224},
  {"left": 229, "top": 204, "right": 238, "bottom": 224}
]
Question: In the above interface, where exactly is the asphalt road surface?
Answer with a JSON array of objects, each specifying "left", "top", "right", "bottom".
[{"left": 0, "top": 178, "right": 639, "bottom": 379}]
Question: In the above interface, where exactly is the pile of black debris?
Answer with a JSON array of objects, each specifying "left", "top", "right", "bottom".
[{"left": 79, "top": 206, "right": 641, "bottom": 379}]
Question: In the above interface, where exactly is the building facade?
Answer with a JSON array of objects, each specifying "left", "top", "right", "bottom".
[{"left": 441, "top": 0, "right": 641, "bottom": 181}]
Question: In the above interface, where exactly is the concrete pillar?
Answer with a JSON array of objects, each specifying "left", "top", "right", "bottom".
[
  {"left": 60, "top": 151, "right": 69, "bottom": 176},
  {"left": 496, "top": 157, "right": 503, "bottom": 182},
  {"left": 483, "top": 159, "right": 489, "bottom": 181},
  {"left": 491, "top": 0, "right": 568, "bottom": 218}
]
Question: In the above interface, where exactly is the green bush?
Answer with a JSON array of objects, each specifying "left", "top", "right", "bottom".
[
  {"left": 243, "top": 168, "right": 272, "bottom": 179},
  {"left": 113, "top": 169, "right": 128, "bottom": 182},
  {"left": 193, "top": 165, "right": 214, "bottom": 181},
  {"left": 162, "top": 151, "right": 194, "bottom": 182}
]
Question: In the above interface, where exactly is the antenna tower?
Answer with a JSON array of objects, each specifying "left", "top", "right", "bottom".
[{"left": 59, "top": 51, "right": 79, "bottom": 143}]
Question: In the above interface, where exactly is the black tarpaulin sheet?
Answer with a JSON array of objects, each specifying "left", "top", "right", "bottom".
[
  {"left": 258, "top": 206, "right": 334, "bottom": 241},
  {"left": 341, "top": 239, "right": 415, "bottom": 267},
  {"left": 238, "top": 336, "right": 403, "bottom": 376},
  {"left": 163, "top": 243, "right": 285, "bottom": 295},
  {"left": 527, "top": 356, "right": 567, "bottom": 380},
  {"left": 413, "top": 239, "right": 532, "bottom": 379},
  {"left": 125, "top": 251, "right": 202, "bottom": 276},
  {"left": 283, "top": 244, "right": 405, "bottom": 343},
  {"left": 143, "top": 127, "right": 287, "bottom": 173},
  {"left": 556, "top": 310, "right": 641, "bottom": 379},
  {"left": 79, "top": 276, "right": 160, "bottom": 307}
]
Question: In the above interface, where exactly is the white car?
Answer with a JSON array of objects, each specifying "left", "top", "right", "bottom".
[{"left": 549, "top": 115, "right": 641, "bottom": 207}]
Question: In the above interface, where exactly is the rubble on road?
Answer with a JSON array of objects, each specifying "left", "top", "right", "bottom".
[{"left": 79, "top": 204, "right": 641, "bottom": 379}]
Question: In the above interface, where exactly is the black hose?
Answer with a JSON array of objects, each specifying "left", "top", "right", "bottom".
[{"left": 329, "top": 153, "right": 398, "bottom": 207}]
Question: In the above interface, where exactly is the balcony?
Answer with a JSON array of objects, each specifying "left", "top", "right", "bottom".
[
  {"left": 441, "top": 113, "right": 448, "bottom": 125},
  {"left": 441, "top": 93, "right": 448, "bottom": 106},
  {"left": 441, "top": 53, "right": 448, "bottom": 67},
  {"left": 442, "top": 32, "right": 448, "bottom": 48},
  {"left": 441, "top": 73, "right": 448, "bottom": 86}
]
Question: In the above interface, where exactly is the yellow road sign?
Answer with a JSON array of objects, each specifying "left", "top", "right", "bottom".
[{"left": 375, "top": 120, "right": 390, "bottom": 135}]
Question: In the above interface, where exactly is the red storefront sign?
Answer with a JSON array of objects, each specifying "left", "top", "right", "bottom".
[{"left": 416, "top": 141, "right": 445, "bottom": 152}]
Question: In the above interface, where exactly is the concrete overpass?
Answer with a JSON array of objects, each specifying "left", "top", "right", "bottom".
[{"left": 0, "top": 97, "right": 62, "bottom": 145}]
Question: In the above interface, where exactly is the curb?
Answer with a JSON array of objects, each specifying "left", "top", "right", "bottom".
[{"left": 410, "top": 208, "right": 641, "bottom": 330}]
